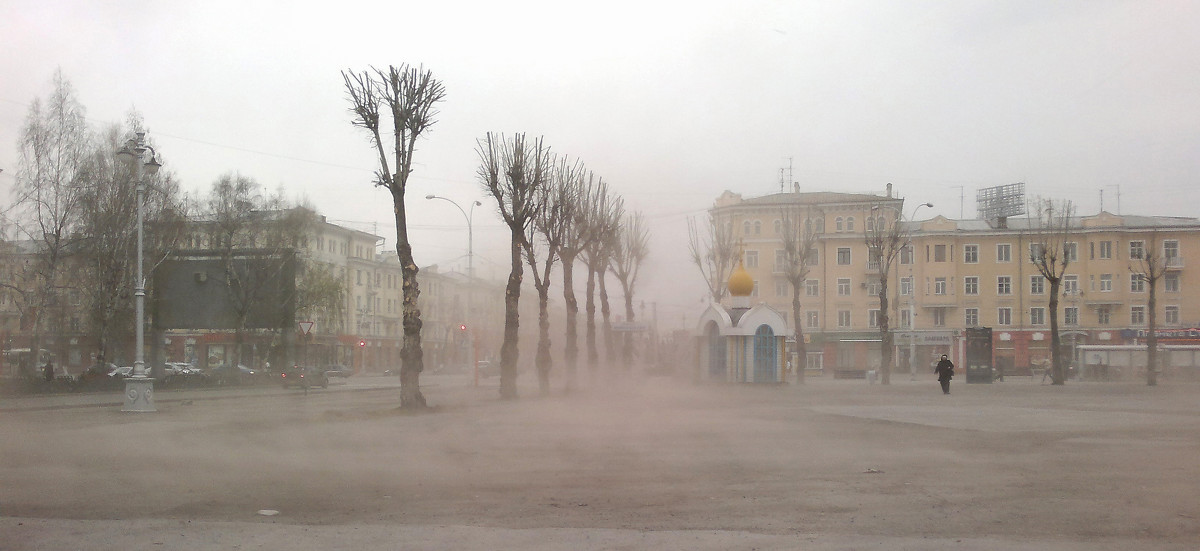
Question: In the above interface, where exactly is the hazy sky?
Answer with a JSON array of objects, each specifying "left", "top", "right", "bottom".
[{"left": 2, "top": 1, "right": 1198, "bottom": 328}]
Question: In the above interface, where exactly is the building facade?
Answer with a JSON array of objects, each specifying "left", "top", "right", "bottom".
[{"left": 712, "top": 190, "right": 1200, "bottom": 377}]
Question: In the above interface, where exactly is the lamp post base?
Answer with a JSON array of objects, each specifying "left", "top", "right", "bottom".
[{"left": 121, "top": 376, "right": 156, "bottom": 412}]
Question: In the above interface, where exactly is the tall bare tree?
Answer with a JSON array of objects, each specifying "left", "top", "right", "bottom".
[
  {"left": 9, "top": 70, "right": 92, "bottom": 377},
  {"left": 524, "top": 156, "right": 580, "bottom": 395},
  {"left": 864, "top": 203, "right": 910, "bottom": 385},
  {"left": 343, "top": 64, "right": 446, "bottom": 409},
  {"left": 610, "top": 211, "right": 649, "bottom": 368},
  {"left": 1028, "top": 198, "right": 1076, "bottom": 386},
  {"left": 555, "top": 168, "right": 594, "bottom": 391},
  {"left": 1129, "top": 231, "right": 1171, "bottom": 386},
  {"left": 580, "top": 179, "right": 622, "bottom": 382},
  {"left": 687, "top": 212, "right": 739, "bottom": 302},
  {"left": 778, "top": 205, "right": 821, "bottom": 384},
  {"left": 478, "top": 133, "right": 552, "bottom": 400}
]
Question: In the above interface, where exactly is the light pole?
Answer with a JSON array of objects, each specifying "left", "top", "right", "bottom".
[
  {"left": 116, "top": 132, "right": 161, "bottom": 412},
  {"left": 425, "top": 195, "right": 482, "bottom": 278},
  {"left": 905, "top": 202, "right": 933, "bottom": 380}
]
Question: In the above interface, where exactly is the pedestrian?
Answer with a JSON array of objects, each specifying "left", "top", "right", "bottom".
[
  {"left": 43, "top": 359, "right": 54, "bottom": 382},
  {"left": 935, "top": 354, "right": 954, "bottom": 394}
]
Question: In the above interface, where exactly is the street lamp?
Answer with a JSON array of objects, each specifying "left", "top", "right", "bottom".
[
  {"left": 904, "top": 202, "right": 933, "bottom": 380},
  {"left": 425, "top": 195, "right": 482, "bottom": 278},
  {"left": 116, "top": 132, "right": 161, "bottom": 412}
]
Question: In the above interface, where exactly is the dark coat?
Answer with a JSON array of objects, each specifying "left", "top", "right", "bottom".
[{"left": 935, "top": 358, "right": 954, "bottom": 382}]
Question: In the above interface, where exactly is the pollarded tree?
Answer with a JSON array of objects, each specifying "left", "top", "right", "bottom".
[
  {"left": 580, "top": 179, "right": 623, "bottom": 381},
  {"left": 343, "top": 64, "right": 446, "bottom": 409},
  {"left": 1027, "top": 198, "right": 1076, "bottom": 386},
  {"left": 778, "top": 205, "right": 821, "bottom": 384},
  {"left": 1129, "top": 231, "right": 1172, "bottom": 386},
  {"left": 687, "top": 212, "right": 740, "bottom": 303},
  {"left": 554, "top": 167, "right": 594, "bottom": 391},
  {"left": 610, "top": 211, "right": 649, "bottom": 368},
  {"left": 477, "top": 133, "right": 552, "bottom": 400},
  {"left": 524, "top": 156, "right": 581, "bottom": 395},
  {"left": 864, "top": 201, "right": 911, "bottom": 385}
]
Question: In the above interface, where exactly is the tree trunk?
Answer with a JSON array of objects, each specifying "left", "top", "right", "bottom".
[
  {"left": 879, "top": 278, "right": 892, "bottom": 385},
  {"left": 536, "top": 285, "right": 552, "bottom": 396},
  {"left": 562, "top": 254, "right": 579, "bottom": 391},
  {"left": 1048, "top": 279, "right": 1065, "bottom": 385},
  {"left": 584, "top": 262, "right": 598, "bottom": 382},
  {"left": 598, "top": 266, "right": 613, "bottom": 373},
  {"left": 394, "top": 195, "right": 426, "bottom": 409},
  {"left": 622, "top": 283, "right": 635, "bottom": 369},
  {"left": 791, "top": 281, "right": 806, "bottom": 384},
  {"left": 1147, "top": 277, "right": 1159, "bottom": 386},
  {"left": 499, "top": 235, "right": 523, "bottom": 400}
]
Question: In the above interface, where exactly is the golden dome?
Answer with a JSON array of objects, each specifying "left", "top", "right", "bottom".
[{"left": 728, "top": 260, "right": 754, "bottom": 297}]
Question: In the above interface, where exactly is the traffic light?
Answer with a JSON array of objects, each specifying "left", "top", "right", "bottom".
[
  {"left": 459, "top": 324, "right": 467, "bottom": 331},
  {"left": 358, "top": 339, "right": 366, "bottom": 347}
]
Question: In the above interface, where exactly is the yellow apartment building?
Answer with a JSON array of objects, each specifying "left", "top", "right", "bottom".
[{"left": 712, "top": 190, "right": 1200, "bottom": 376}]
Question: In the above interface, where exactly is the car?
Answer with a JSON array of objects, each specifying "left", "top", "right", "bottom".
[
  {"left": 323, "top": 365, "right": 352, "bottom": 377},
  {"left": 209, "top": 364, "right": 262, "bottom": 385},
  {"left": 280, "top": 365, "right": 327, "bottom": 389}
]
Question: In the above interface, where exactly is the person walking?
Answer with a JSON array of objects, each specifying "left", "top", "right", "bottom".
[{"left": 935, "top": 354, "right": 954, "bottom": 394}]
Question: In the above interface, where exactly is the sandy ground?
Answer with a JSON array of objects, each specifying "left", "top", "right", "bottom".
[{"left": 2, "top": 371, "right": 1199, "bottom": 550}]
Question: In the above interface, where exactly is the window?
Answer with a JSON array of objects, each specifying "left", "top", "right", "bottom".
[
  {"left": 805, "top": 279, "right": 819, "bottom": 297},
  {"left": 775, "top": 250, "right": 788, "bottom": 271},
  {"left": 835, "top": 217, "right": 844, "bottom": 232},
  {"left": 1131, "top": 306, "right": 1146, "bottom": 325},
  {"left": 1099, "top": 241, "right": 1113, "bottom": 259},
  {"left": 804, "top": 248, "right": 819, "bottom": 266},
  {"left": 775, "top": 280, "right": 790, "bottom": 297},
  {"left": 1100, "top": 274, "right": 1113, "bottom": 291},
  {"left": 900, "top": 309, "right": 912, "bottom": 329},
  {"left": 900, "top": 245, "right": 914, "bottom": 265},
  {"left": 742, "top": 251, "right": 758, "bottom": 268},
  {"left": 743, "top": 221, "right": 751, "bottom": 235},
  {"left": 934, "top": 277, "right": 947, "bottom": 295},
  {"left": 965, "top": 308, "right": 979, "bottom": 327},
  {"left": 752, "top": 281, "right": 759, "bottom": 297},
  {"left": 997, "top": 307, "right": 1012, "bottom": 326},
  {"left": 997, "top": 276, "right": 1012, "bottom": 295},
  {"left": 837, "top": 310, "right": 851, "bottom": 328},
  {"left": 1029, "top": 243, "right": 1046, "bottom": 262},
  {"left": 900, "top": 276, "right": 913, "bottom": 296},
  {"left": 868, "top": 309, "right": 880, "bottom": 328},
  {"left": 806, "top": 311, "right": 819, "bottom": 328},
  {"left": 1130, "top": 240, "right": 1144, "bottom": 259},
  {"left": 964, "top": 276, "right": 979, "bottom": 295},
  {"left": 1064, "top": 242, "right": 1078, "bottom": 262},
  {"left": 934, "top": 244, "right": 947, "bottom": 262},
  {"left": 964, "top": 244, "right": 979, "bottom": 264},
  {"left": 773, "top": 219, "right": 782, "bottom": 234},
  {"left": 754, "top": 220, "right": 762, "bottom": 235},
  {"left": 837, "top": 278, "right": 851, "bottom": 296},
  {"left": 1164, "top": 240, "right": 1180, "bottom": 260},
  {"left": 1064, "top": 307, "right": 1078, "bottom": 326},
  {"left": 1030, "top": 275, "right": 1045, "bottom": 295},
  {"left": 866, "top": 281, "right": 882, "bottom": 296},
  {"left": 846, "top": 217, "right": 855, "bottom": 232},
  {"left": 837, "top": 248, "right": 851, "bottom": 265},
  {"left": 356, "top": 270, "right": 363, "bottom": 285},
  {"left": 932, "top": 308, "right": 945, "bottom": 327},
  {"left": 1165, "top": 273, "right": 1180, "bottom": 292},
  {"left": 997, "top": 243, "right": 1011, "bottom": 262},
  {"left": 1063, "top": 275, "right": 1079, "bottom": 295},
  {"left": 1097, "top": 307, "right": 1111, "bottom": 325},
  {"left": 1030, "top": 307, "right": 1045, "bottom": 325},
  {"left": 1130, "top": 273, "right": 1145, "bottom": 293},
  {"left": 1166, "top": 305, "right": 1180, "bottom": 325}
]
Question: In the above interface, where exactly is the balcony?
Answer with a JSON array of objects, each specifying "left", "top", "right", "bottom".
[
  {"left": 866, "top": 260, "right": 883, "bottom": 273},
  {"left": 1165, "top": 256, "right": 1184, "bottom": 270}
]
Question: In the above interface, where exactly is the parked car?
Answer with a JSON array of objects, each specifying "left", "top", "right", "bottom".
[
  {"left": 323, "top": 364, "right": 352, "bottom": 377},
  {"left": 280, "top": 365, "right": 327, "bottom": 389},
  {"left": 209, "top": 364, "right": 262, "bottom": 385}
]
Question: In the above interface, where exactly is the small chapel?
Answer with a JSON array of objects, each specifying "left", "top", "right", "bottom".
[{"left": 695, "top": 260, "right": 790, "bottom": 383}]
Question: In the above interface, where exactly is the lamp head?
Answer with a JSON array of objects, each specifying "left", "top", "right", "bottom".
[
  {"left": 473, "top": 200, "right": 482, "bottom": 206},
  {"left": 144, "top": 154, "right": 162, "bottom": 176},
  {"left": 425, "top": 194, "right": 436, "bottom": 200}
]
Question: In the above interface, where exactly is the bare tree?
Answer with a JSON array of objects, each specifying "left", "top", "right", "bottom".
[
  {"left": 863, "top": 203, "right": 909, "bottom": 385},
  {"left": 554, "top": 168, "right": 594, "bottom": 391},
  {"left": 9, "top": 70, "right": 92, "bottom": 378},
  {"left": 477, "top": 133, "right": 552, "bottom": 400},
  {"left": 778, "top": 205, "right": 821, "bottom": 384},
  {"left": 524, "top": 156, "right": 580, "bottom": 395},
  {"left": 610, "top": 211, "right": 649, "bottom": 368},
  {"left": 343, "top": 64, "right": 446, "bottom": 409},
  {"left": 1028, "top": 198, "right": 1076, "bottom": 386},
  {"left": 687, "top": 212, "right": 739, "bottom": 303},
  {"left": 580, "top": 179, "right": 623, "bottom": 382},
  {"left": 1129, "top": 231, "right": 1171, "bottom": 386}
]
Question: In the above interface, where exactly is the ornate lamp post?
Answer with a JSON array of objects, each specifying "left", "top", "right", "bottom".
[
  {"left": 904, "top": 202, "right": 933, "bottom": 380},
  {"left": 116, "top": 132, "right": 160, "bottom": 412}
]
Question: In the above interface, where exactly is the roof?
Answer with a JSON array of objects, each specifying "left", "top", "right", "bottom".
[{"left": 716, "top": 190, "right": 897, "bottom": 209}]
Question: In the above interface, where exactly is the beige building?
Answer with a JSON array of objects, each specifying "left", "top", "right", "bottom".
[{"left": 712, "top": 190, "right": 1200, "bottom": 377}]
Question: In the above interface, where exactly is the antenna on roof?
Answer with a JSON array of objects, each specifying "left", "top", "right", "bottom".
[{"left": 779, "top": 157, "right": 795, "bottom": 193}]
